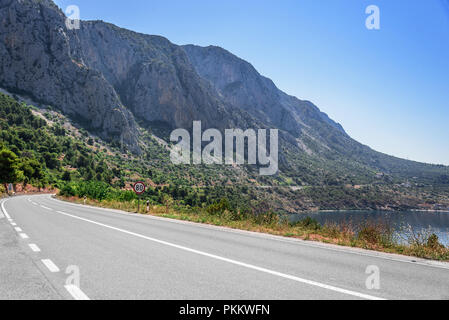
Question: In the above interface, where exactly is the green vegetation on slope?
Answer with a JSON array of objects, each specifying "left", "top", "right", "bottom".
[{"left": 1, "top": 91, "right": 449, "bottom": 213}]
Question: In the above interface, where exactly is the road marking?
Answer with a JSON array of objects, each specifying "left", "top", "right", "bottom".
[
  {"left": 64, "top": 285, "right": 90, "bottom": 300},
  {"left": 32, "top": 202, "right": 37, "bottom": 205},
  {"left": 14, "top": 227, "right": 22, "bottom": 232},
  {"left": 29, "top": 244, "right": 41, "bottom": 252},
  {"left": 1, "top": 200, "right": 11, "bottom": 219},
  {"left": 40, "top": 205, "right": 53, "bottom": 211},
  {"left": 0, "top": 201, "right": 4, "bottom": 219},
  {"left": 54, "top": 210, "right": 384, "bottom": 300},
  {"left": 41, "top": 259, "right": 60, "bottom": 273},
  {"left": 11, "top": 222, "right": 17, "bottom": 226},
  {"left": 19, "top": 233, "right": 29, "bottom": 239}
]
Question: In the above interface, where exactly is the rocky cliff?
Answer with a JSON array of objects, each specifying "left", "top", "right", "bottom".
[
  {"left": 1, "top": 0, "right": 447, "bottom": 185},
  {"left": 0, "top": 0, "right": 140, "bottom": 152}
]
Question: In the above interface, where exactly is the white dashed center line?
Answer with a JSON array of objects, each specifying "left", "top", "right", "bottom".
[
  {"left": 41, "top": 259, "right": 60, "bottom": 273},
  {"left": 28, "top": 244, "right": 41, "bottom": 252},
  {"left": 19, "top": 233, "right": 29, "bottom": 239}
]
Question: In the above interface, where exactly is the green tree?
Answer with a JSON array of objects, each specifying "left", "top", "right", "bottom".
[
  {"left": 19, "top": 158, "right": 44, "bottom": 182},
  {"left": 0, "top": 148, "right": 24, "bottom": 192},
  {"left": 61, "top": 170, "right": 72, "bottom": 182}
]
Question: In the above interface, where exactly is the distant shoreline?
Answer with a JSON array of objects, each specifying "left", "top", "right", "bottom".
[{"left": 293, "top": 208, "right": 449, "bottom": 215}]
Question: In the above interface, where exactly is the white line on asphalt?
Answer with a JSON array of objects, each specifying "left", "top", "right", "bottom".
[
  {"left": 41, "top": 259, "right": 60, "bottom": 273},
  {"left": 40, "top": 205, "right": 53, "bottom": 211},
  {"left": 11, "top": 222, "right": 17, "bottom": 226},
  {"left": 32, "top": 202, "right": 37, "bottom": 205},
  {"left": 64, "top": 285, "right": 90, "bottom": 300},
  {"left": 14, "top": 227, "right": 22, "bottom": 232},
  {"left": 19, "top": 233, "right": 29, "bottom": 239},
  {"left": 1, "top": 200, "right": 11, "bottom": 219},
  {"left": 54, "top": 210, "right": 384, "bottom": 300},
  {"left": 29, "top": 244, "right": 41, "bottom": 252}
]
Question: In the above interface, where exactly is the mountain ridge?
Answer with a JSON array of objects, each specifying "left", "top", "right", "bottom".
[{"left": 1, "top": 0, "right": 448, "bottom": 189}]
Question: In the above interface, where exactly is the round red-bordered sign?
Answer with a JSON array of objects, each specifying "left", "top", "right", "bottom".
[{"left": 133, "top": 181, "right": 146, "bottom": 195}]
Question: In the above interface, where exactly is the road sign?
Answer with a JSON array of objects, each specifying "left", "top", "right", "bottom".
[{"left": 133, "top": 181, "right": 146, "bottom": 195}]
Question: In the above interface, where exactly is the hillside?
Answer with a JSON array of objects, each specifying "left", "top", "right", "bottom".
[
  {"left": 2, "top": 91, "right": 449, "bottom": 213},
  {"left": 0, "top": 0, "right": 448, "bottom": 213}
]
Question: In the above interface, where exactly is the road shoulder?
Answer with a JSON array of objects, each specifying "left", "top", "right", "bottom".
[{"left": 0, "top": 202, "right": 63, "bottom": 300}]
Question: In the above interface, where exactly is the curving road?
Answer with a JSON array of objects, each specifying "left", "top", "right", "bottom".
[{"left": 1, "top": 194, "right": 448, "bottom": 300}]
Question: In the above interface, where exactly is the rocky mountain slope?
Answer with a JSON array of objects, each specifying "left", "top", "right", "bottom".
[
  {"left": 0, "top": 0, "right": 140, "bottom": 152},
  {"left": 1, "top": 0, "right": 448, "bottom": 188},
  {"left": 182, "top": 44, "right": 449, "bottom": 183}
]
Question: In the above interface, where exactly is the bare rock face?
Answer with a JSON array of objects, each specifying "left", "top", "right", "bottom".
[
  {"left": 75, "top": 21, "right": 253, "bottom": 132},
  {"left": 182, "top": 44, "right": 346, "bottom": 138},
  {"left": 0, "top": 0, "right": 139, "bottom": 152},
  {"left": 0, "top": 0, "right": 254, "bottom": 145}
]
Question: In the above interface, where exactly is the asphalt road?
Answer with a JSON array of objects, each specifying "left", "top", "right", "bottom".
[{"left": 1, "top": 194, "right": 448, "bottom": 300}]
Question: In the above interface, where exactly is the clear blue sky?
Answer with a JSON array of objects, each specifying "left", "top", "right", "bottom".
[{"left": 54, "top": 0, "right": 449, "bottom": 165}]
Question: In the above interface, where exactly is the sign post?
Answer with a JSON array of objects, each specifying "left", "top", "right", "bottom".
[{"left": 133, "top": 181, "right": 146, "bottom": 213}]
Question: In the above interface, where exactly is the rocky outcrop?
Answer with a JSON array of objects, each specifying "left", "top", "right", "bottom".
[
  {"left": 181, "top": 44, "right": 359, "bottom": 159},
  {"left": 182, "top": 45, "right": 346, "bottom": 137},
  {"left": 0, "top": 0, "right": 139, "bottom": 152}
]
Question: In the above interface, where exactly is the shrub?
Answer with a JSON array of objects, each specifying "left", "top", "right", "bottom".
[
  {"left": 60, "top": 182, "right": 76, "bottom": 197},
  {"left": 207, "top": 198, "right": 231, "bottom": 216},
  {"left": 291, "top": 217, "right": 321, "bottom": 231},
  {"left": 426, "top": 234, "right": 445, "bottom": 250}
]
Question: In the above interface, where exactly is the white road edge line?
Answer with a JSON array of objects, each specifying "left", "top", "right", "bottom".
[
  {"left": 1, "top": 200, "right": 11, "bottom": 219},
  {"left": 54, "top": 210, "right": 384, "bottom": 300},
  {"left": 41, "top": 259, "right": 60, "bottom": 273},
  {"left": 0, "top": 200, "right": 4, "bottom": 219},
  {"left": 29, "top": 244, "right": 41, "bottom": 252},
  {"left": 64, "top": 285, "right": 90, "bottom": 300},
  {"left": 19, "top": 233, "right": 29, "bottom": 239}
]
